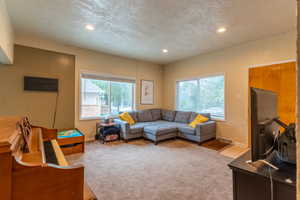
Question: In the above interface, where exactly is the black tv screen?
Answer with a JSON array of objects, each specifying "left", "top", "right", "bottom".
[
  {"left": 24, "top": 76, "right": 58, "bottom": 92},
  {"left": 250, "top": 87, "right": 279, "bottom": 162}
]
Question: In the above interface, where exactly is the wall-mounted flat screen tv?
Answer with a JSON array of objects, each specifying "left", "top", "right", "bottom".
[{"left": 24, "top": 76, "right": 59, "bottom": 92}]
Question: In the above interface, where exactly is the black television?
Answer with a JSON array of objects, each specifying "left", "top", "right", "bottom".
[
  {"left": 24, "top": 76, "right": 58, "bottom": 92},
  {"left": 250, "top": 87, "right": 296, "bottom": 169},
  {"left": 250, "top": 88, "right": 280, "bottom": 162}
]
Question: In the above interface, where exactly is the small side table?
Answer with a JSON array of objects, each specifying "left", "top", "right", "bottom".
[
  {"left": 57, "top": 128, "right": 85, "bottom": 155},
  {"left": 96, "top": 122, "right": 120, "bottom": 144}
]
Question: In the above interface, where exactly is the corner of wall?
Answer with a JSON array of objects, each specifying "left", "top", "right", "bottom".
[
  {"left": 0, "top": 0, "right": 14, "bottom": 64},
  {"left": 160, "top": 64, "right": 168, "bottom": 109}
]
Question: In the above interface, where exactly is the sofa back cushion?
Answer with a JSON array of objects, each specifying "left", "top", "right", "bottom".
[
  {"left": 137, "top": 110, "right": 153, "bottom": 122},
  {"left": 162, "top": 110, "right": 176, "bottom": 121},
  {"left": 151, "top": 109, "right": 162, "bottom": 121},
  {"left": 174, "top": 111, "right": 192, "bottom": 123},
  {"left": 128, "top": 111, "right": 138, "bottom": 122},
  {"left": 189, "top": 112, "right": 211, "bottom": 123}
]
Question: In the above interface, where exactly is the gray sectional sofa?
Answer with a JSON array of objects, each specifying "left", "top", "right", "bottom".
[{"left": 115, "top": 109, "right": 216, "bottom": 145}]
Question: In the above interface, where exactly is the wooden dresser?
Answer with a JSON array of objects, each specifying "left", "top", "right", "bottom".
[{"left": 228, "top": 151, "right": 296, "bottom": 200}]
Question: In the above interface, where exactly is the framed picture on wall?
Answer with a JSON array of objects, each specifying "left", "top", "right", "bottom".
[{"left": 140, "top": 80, "right": 154, "bottom": 105}]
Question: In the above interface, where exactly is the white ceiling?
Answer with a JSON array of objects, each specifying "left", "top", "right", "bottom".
[{"left": 6, "top": 0, "right": 296, "bottom": 64}]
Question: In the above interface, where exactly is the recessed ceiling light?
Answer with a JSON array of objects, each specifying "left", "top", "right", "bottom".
[
  {"left": 85, "top": 24, "right": 95, "bottom": 31},
  {"left": 162, "top": 49, "right": 168, "bottom": 53},
  {"left": 217, "top": 27, "right": 226, "bottom": 33}
]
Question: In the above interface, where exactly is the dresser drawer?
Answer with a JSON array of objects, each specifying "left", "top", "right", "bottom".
[{"left": 60, "top": 143, "right": 84, "bottom": 155}]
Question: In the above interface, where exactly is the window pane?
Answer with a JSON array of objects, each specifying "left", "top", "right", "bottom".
[
  {"left": 199, "top": 76, "right": 224, "bottom": 119},
  {"left": 81, "top": 78, "right": 110, "bottom": 118},
  {"left": 177, "top": 80, "right": 199, "bottom": 111},
  {"left": 80, "top": 77, "right": 135, "bottom": 119},
  {"left": 176, "top": 75, "right": 225, "bottom": 120},
  {"left": 111, "top": 82, "right": 134, "bottom": 114}
]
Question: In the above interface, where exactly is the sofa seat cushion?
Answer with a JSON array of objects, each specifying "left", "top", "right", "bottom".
[
  {"left": 176, "top": 124, "right": 196, "bottom": 135},
  {"left": 144, "top": 124, "right": 177, "bottom": 136},
  {"left": 174, "top": 111, "right": 191, "bottom": 123},
  {"left": 129, "top": 121, "right": 154, "bottom": 130},
  {"left": 143, "top": 120, "right": 173, "bottom": 126}
]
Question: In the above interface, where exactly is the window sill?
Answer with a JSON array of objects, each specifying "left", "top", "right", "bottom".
[
  {"left": 212, "top": 117, "right": 226, "bottom": 122},
  {"left": 79, "top": 114, "right": 119, "bottom": 121},
  {"left": 79, "top": 117, "right": 102, "bottom": 121}
]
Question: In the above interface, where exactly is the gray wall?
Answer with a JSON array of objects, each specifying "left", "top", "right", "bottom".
[{"left": 0, "top": 45, "right": 75, "bottom": 128}]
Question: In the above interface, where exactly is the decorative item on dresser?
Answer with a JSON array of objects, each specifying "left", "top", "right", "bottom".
[{"left": 0, "top": 116, "right": 97, "bottom": 200}]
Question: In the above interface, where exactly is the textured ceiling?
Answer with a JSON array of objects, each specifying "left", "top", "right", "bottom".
[{"left": 5, "top": 0, "right": 296, "bottom": 64}]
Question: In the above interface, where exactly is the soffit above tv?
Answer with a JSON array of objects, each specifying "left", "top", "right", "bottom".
[
  {"left": 0, "top": 47, "right": 13, "bottom": 65},
  {"left": 6, "top": 0, "right": 296, "bottom": 64}
]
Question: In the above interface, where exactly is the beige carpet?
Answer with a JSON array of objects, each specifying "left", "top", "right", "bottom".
[
  {"left": 220, "top": 144, "right": 249, "bottom": 159},
  {"left": 67, "top": 139, "right": 233, "bottom": 200}
]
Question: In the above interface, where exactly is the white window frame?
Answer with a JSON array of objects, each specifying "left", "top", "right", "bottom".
[
  {"left": 79, "top": 72, "right": 136, "bottom": 120},
  {"left": 175, "top": 73, "right": 226, "bottom": 121}
]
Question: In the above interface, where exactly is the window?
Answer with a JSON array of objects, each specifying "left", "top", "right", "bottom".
[
  {"left": 80, "top": 74, "right": 135, "bottom": 119},
  {"left": 176, "top": 75, "right": 225, "bottom": 120}
]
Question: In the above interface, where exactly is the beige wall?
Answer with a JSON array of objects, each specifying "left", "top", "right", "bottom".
[
  {"left": 0, "top": 45, "right": 75, "bottom": 128},
  {"left": 163, "top": 31, "right": 296, "bottom": 146},
  {"left": 14, "top": 31, "right": 296, "bottom": 144},
  {"left": 0, "top": 0, "right": 14, "bottom": 64},
  {"left": 15, "top": 34, "right": 163, "bottom": 140}
]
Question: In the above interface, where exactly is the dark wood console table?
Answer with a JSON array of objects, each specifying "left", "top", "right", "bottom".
[{"left": 228, "top": 151, "right": 296, "bottom": 200}]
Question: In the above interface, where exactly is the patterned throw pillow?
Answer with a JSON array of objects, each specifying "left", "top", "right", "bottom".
[
  {"left": 189, "top": 112, "right": 211, "bottom": 123},
  {"left": 189, "top": 114, "right": 209, "bottom": 128},
  {"left": 119, "top": 112, "right": 135, "bottom": 125},
  {"left": 128, "top": 111, "right": 138, "bottom": 122}
]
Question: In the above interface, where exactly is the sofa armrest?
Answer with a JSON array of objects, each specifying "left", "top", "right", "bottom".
[
  {"left": 114, "top": 119, "right": 130, "bottom": 139},
  {"left": 195, "top": 121, "right": 216, "bottom": 137}
]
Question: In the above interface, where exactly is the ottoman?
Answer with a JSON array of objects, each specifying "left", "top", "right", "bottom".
[{"left": 143, "top": 124, "right": 178, "bottom": 145}]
